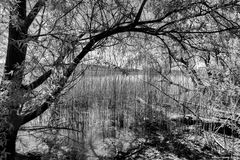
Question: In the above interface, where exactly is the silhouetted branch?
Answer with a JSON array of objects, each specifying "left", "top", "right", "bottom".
[
  {"left": 133, "top": 0, "right": 148, "bottom": 24},
  {"left": 21, "top": 96, "right": 53, "bottom": 125},
  {"left": 22, "top": 70, "right": 52, "bottom": 90},
  {"left": 24, "top": 0, "right": 46, "bottom": 29}
]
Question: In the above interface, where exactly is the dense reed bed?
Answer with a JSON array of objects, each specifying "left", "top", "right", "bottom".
[{"left": 17, "top": 68, "right": 206, "bottom": 158}]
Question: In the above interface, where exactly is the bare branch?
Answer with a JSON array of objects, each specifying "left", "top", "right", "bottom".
[
  {"left": 24, "top": 0, "right": 46, "bottom": 29},
  {"left": 19, "top": 0, "right": 239, "bottom": 125},
  {"left": 23, "top": 70, "right": 52, "bottom": 91},
  {"left": 133, "top": 0, "right": 148, "bottom": 24},
  {"left": 20, "top": 23, "right": 135, "bottom": 124},
  {"left": 20, "top": 96, "right": 53, "bottom": 125}
]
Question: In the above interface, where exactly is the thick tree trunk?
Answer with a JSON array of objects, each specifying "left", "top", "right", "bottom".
[
  {"left": 5, "top": 128, "right": 19, "bottom": 160},
  {"left": 0, "top": 111, "right": 20, "bottom": 160},
  {"left": 4, "top": 0, "right": 27, "bottom": 80},
  {"left": 0, "top": 79, "right": 26, "bottom": 159},
  {"left": 1, "top": 1, "right": 27, "bottom": 158},
  {"left": 0, "top": 129, "right": 19, "bottom": 160}
]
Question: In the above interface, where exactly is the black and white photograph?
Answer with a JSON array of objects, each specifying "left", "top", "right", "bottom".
[{"left": 1, "top": 0, "right": 240, "bottom": 159}]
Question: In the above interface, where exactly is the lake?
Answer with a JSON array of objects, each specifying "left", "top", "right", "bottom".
[{"left": 17, "top": 71, "right": 194, "bottom": 159}]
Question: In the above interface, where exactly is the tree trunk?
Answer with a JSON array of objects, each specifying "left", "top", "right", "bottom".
[
  {"left": 4, "top": 0, "right": 27, "bottom": 80},
  {"left": 0, "top": 79, "right": 26, "bottom": 159},
  {"left": 5, "top": 128, "right": 19, "bottom": 160},
  {"left": 1, "top": 1, "right": 27, "bottom": 158},
  {"left": 0, "top": 111, "right": 20, "bottom": 160}
]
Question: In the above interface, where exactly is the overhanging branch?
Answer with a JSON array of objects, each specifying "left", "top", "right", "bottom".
[
  {"left": 24, "top": 0, "right": 46, "bottom": 29},
  {"left": 133, "top": 0, "right": 148, "bottom": 24},
  {"left": 20, "top": 23, "right": 136, "bottom": 125},
  {"left": 20, "top": 40, "right": 97, "bottom": 125},
  {"left": 21, "top": 96, "right": 53, "bottom": 125},
  {"left": 23, "top": 70, "right": 52, "bottom": 91},
  {"left": 19, "top": 2, "right": 236, "bottom": 125}
]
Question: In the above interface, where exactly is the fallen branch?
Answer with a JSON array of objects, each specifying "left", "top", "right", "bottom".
[{"left": 171, "top": 115, "right": 240, "bottom": 138}]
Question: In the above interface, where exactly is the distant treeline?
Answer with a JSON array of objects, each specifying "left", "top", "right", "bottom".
[
  {"left": 0, "top": 63, "right": 203, "bottom": 77},
  {"left": 78, "top": 64, "right": 188, "bottom": 77}
]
